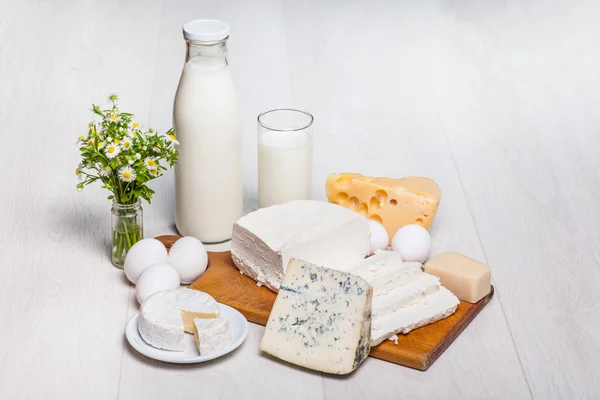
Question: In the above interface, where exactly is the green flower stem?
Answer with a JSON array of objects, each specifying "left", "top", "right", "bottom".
[{"left": 112, "top": 210, "right": 142, "bottom": 268}]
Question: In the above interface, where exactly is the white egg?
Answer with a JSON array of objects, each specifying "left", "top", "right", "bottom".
[
  {"left": 135, "top": 263, "right": 180, "bottom": 304},
  {"left": 391, "top": 224, "right": 431, "bottom": 262},
  {"left": 124, "top": 239, "right": 168, "bottom": 284},
  {"left": 368, "top": 220, "right": 389, "bottom": 253},
  {"left": 167, "top": 236, "right": 209, "bottom": 284}
]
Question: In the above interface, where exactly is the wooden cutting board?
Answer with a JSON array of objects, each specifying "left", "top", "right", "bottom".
[{"left": 157, "top": 235, "right": 494, "bottom": 371}]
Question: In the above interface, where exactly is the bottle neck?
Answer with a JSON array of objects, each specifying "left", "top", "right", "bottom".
[{"left": 185, "top": 40, "right": 228, "bottom": 65}]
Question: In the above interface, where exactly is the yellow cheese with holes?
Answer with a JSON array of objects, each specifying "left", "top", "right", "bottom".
[{"left": 325, "top": 173, "right": 441, "bottom": 244}]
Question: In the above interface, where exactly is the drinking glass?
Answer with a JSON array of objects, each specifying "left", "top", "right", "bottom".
[{"left": 257, "top": 109, "right": 314, "bottom": 208}]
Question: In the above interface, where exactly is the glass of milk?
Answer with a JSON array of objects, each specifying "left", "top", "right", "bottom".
[{"left": 257, "top": 109, "right": 314, "bottom": 208}]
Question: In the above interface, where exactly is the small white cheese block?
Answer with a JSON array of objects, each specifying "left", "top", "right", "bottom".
[
  {"left": 371, "top": 274, "right": 440, "bottom": 318},
  {"left": 371, "top": 287, "right": 459, "bottom": 346},
  {"left": 138, "top": 288, "right": 219, "bottom": 351},
  {"left": 260, "top": 259, "right": 373, "bottom": 375},
  {"left": 193, "top": 318, "right": 233, "bottom": 356},
  {"left": 231, "top": 200, "right": 370, "bottom": 292}
]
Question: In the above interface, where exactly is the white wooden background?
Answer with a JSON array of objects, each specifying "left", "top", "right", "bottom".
[{"left": 1, "top": 0, "right": 598, "bottom": 398}]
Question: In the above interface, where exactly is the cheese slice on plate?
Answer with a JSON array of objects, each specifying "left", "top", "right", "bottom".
[
  {"left": 326, "top": 173, "right": 441, "bottom": 243},
  {"left": 193, "top": 318, "right": 233, "bottom": 356},
  {"left": 371, "top": 287, "right": 459, "bottom": 346},
  {"left": 231, "top": 200, "right": 370, "bottom": 292},
  {"left": 138, "top": 288, "right": 219, "bottom": 351},
  {"left": 260, "top": 259, "right": 372, "bottom": 375}
]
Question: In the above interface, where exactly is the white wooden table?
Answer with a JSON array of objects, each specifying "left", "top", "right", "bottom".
[{"left": 1, "top": 0, "right": 599, "bottom": 398}]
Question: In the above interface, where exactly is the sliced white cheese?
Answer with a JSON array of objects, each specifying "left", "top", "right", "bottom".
[
  {"left": 341, "top": 251, "right": 423, "bottom": 297},
  {"left": 371, "top": 274, "right": 440, "bottom": 318},
  {"left": 260, "top": 259, "right": 372, "bottom": 375},
  {"left": 231, "top": 200, "right": 370, "bottom": 292},
  {"left": 193, "top": 318, "right": 232, "bottom": 356},
  {"left": 138, "top": 288, "right": 219, "bottom": 351},
  {"left": 371, "top": 287, "right": 459, "bottom": 346}
]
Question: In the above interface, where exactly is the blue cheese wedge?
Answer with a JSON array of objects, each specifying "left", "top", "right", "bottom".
[{"left": 260, "top": 259, "right": 373, "bottom": 375}]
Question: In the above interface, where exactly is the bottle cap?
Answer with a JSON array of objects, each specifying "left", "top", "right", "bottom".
[{"left": 183, "top": 19, "right": 230, "bottom": 42}]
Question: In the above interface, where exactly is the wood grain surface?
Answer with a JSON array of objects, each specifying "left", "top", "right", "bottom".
[
  {"left": 172, "top": 240, "right": 494, "bottom": 371},
  {"left": 2, "top": 0, "right": 599, "bottom": 398}
]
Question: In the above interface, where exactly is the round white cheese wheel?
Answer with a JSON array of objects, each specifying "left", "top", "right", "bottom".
[{"left": 138, "top": 288, "right": 220, "bottom": 351}]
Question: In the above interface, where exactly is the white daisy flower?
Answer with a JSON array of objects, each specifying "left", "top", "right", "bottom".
[
  {"left": 96, "top": 163, "right": 110, "bottom": 177},
  {"left": 149, "top": 168, "right": 160, "bottom": 177},
  {"left": 131, "top": 129, "right": 146, "bottom": 140},
  {"left": 164, "top": 132, "right": 180, "bottom": 145},
  {"left": 121, "top": 137, "right": 133, "bottom": 150},
  {"left": 145, "top": 158, "right": 158, "bottom": 171},
  {"left": 96, "top": 141, "right": 105, "bottom": 150},
  {"left": 75, "top": 135, "right": 86, "bottom": 145},
  {"left": 113, "top": 138, "right": 122, "bottom": 146},
  {"left": 119, "top": 166, "right": 136, "bottom": 182},
  {"left": 105, "top": 143, "right": 120, "bottom": 159},
  {"left": 76, "top": 164, "right": 84, "bottom": 181},
  {"left": 129, "top": 121, "right": 142, "bottom": 130},
  {"left": 105, "top": 114, "right": 121, "bottom": 123}
]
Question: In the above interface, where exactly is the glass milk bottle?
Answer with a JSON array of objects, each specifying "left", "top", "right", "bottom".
[{"left": 173, "top": 20, "right": 243, "bottom": 242}]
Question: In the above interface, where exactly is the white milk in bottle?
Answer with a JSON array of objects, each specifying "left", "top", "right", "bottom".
[{"left": 173, "top": 20, "right": 242, "bottom": 242}]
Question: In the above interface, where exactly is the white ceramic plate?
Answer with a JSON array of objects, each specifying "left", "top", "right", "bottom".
[{"left": 125, "top": 303, "right": 248, "bottom": 364}]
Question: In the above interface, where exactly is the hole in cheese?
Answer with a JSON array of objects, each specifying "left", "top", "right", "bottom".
[
  {"left": 370, "top": 196, "right": 380, "bottom": 212},
  {"left": 347, "top": 196, "right": 359, "bottom": 209},
  {"left": 370, "top": 214, "right": 383, "bottom": 224},
  {"left": 358, "top": 203, "right": 368, "bottom": 216},
  {"left": 375, "top": 189, "right": 388, "bottom": 204},
  {"left": 415, "top": 218, "right": 424, "bottom": 225},
  {"left": 390, "top": 199, "right": 398, "bottom": 206},
  {"left": 336, "top": 192, "right": 349, "bottom": 205}
]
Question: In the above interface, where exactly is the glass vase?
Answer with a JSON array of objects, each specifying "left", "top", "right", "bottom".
[{"left": 111, "top": 200, "right": 143, "bottom": 269}]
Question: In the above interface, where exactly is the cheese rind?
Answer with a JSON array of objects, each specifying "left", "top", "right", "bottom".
[
  {"left": 425, "top": 252, "right": 491, "bottom": 303},
  {"left": 326, "top": 173, "right": 441, "bottom": 244},
  {"left": 371, "top": 287, "right": 459, "bottom": 346},
  {"left": 231, "top": 200, "right": 370, "bottom": 292},
  {"left": 260, "top": 259, "right": 372, "bottom": 375},
  {"left": 193, "top": 318, "right": 233, "bottom": 355},
  {"left": 138, "top": 288, "right": 219, "bottom": 351}
]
